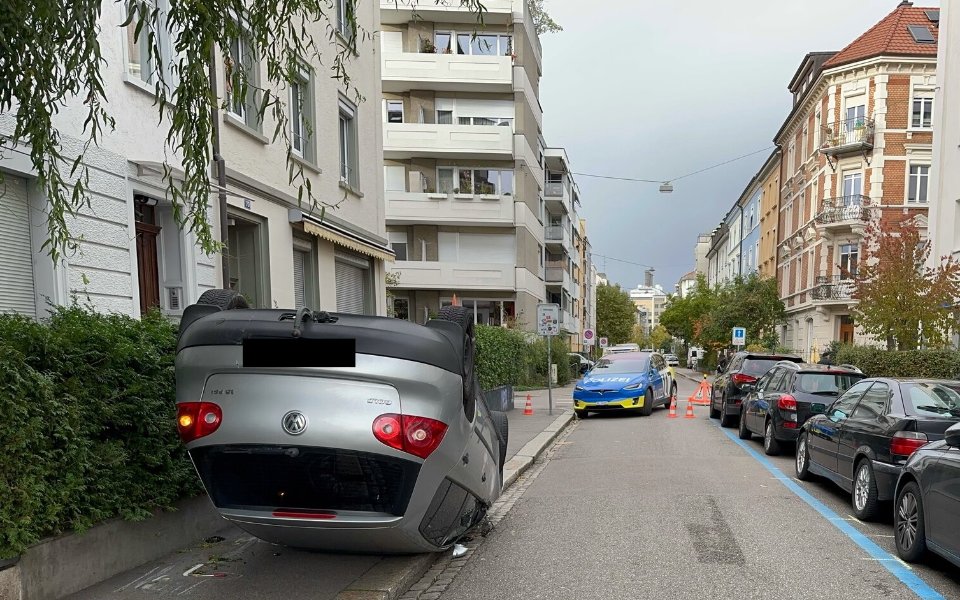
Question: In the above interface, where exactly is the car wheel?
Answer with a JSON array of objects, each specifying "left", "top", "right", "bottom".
[
  {"left": 795, "top": 432, "right": 813, "bottom": 481},
  {"left": 709, "top": 391, "right": 720, "bottom": 419},
  {"left": 852, "top": 459, "right": 881, "bottom": 520},
  {"left": 489, "top": 410, "right": 509, "bottom": 471},
  {"left": 763, "top": 419, "right": 781, "bottom": 456},
  {"left": 197, "top": 288, "right": 250, "bottom": 310},
  {"left": 738, "top": 410, "right": 752, "bottom": 440},
  {"left": 719, "top": 394, "right": 735, "bottom": 428},
  {"left": 434, "top": 306, "right": 477, "bottom": 412},
  {"left": 575, "top": 410, "right": 589, "bottom": 419},
  {"left": 895, "top": 481, "right": 927, "bottom": 563},
  {"left": 666, "top": 383, "right": 677, "bottom": 408},
  {"left": 640, "top": 388, "right": 654, "bottom": 416}
]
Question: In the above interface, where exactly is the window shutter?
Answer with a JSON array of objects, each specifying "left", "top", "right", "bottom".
[
  {"left": 0, "top": 176, "right": 36, "bottom": 317},
  {"left": 335, "top": 260, "right": 366, "bottom": 314},
  {"left": 293, "top": 249, "right": 306, "bottom": 308}
]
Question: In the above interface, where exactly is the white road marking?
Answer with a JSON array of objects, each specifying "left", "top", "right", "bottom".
[
  {"left": 183, "top": 563, "right": 205, "bottom": 577},
  {"left": 115, "top": 565, "right": 160, "bottom": 592}
]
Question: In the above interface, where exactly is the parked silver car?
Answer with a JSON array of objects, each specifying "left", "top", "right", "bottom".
[{"left": 175, "top": 290, "right": 507, "bottom": 554}]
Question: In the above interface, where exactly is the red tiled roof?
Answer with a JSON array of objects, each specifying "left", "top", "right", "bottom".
[{"left": 823, "top": 3, "right": 939, "bottom": 68}]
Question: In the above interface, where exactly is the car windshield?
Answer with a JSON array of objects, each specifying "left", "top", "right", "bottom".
[
  {"left": 795, "top": 373, "right": 863, "bottom": 395},
  {"left": 590, "top": 358, "right": 650, "bottom": 374},
  {"left": 742, "top": 358, "right": 786, "bottom": 376},
  {"left": 902, "top": 383, "right": 960, "bottom": 417}
]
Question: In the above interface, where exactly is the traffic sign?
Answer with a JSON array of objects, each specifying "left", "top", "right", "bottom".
[
  {"left": 599, "top": 337, "right": 609, "bottom": 348},
  {"left": 732, "top": 327, "right": 746, "bottom": 347},
  {"left": 536, "top": 303, "right": 560, "bottom": 336},
  {"left": 583, "top": 328, "right": 596, "bottom": 346}
]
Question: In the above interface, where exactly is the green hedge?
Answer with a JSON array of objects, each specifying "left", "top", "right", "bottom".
[
  {"left": 0, "top": 307, "right": 198, "bottom": 560},
  {"left": 474, "top": 325, "right": 573, "bottom": 390},
  {"left": 834, "top": 345, "right": 960, "bottom": 379}
]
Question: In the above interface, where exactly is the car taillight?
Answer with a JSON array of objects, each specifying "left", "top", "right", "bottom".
[
  {"left": 373, "top": 413, "right": 448, "bottom": 459},
  {"left": 777, "top": 395, "right": 798, "bottom": 411},
  {"left": 891, "top": 431, "right": 928, "bottom": 457},
  {"left": 176, "top": 402, "right": 222, "bottom": 443},
  {"left": 731, "top": 373, "right": 757, "bottom": 385}
]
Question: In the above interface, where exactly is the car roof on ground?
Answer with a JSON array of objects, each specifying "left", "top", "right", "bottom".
[{"left": 777, "top": 362, "right": 864, "bottom": 374}]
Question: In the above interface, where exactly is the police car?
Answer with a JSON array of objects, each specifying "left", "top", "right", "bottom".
[{"left": 573, "top": 351, "right": 677, "bottom": 419}]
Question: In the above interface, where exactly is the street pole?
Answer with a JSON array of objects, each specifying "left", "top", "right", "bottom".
[{"left": 547, "top": 333, "right": 553, "bottom": 416}]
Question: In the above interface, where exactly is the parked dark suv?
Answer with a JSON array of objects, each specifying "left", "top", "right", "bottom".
[
  {"left": 738, "top": 362, "right": 865, "bottom": 455},
  {"left": 711, "top": 352, "right": 802, "bottom": 427}
]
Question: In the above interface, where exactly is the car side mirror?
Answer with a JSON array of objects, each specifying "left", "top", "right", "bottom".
[{"left": 946, "top": 422, "right": 960, "bottom": 448}]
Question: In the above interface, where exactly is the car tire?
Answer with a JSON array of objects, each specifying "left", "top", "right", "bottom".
[
  {"left": 575, "top": 410, "right": 589, "bottom": 419},
  {"left": 718, "top": 394, "right": 735, "bottom": 428},
  {"left": 489, "top": 410, "right": 509, "bottom": 471},
  {"left": 795, "top": 432, "right": 814, "bottom": 480},
  {"left": 666, "top": 383, "right": 677, "bottom": 408},
  {"left": 640, "top": 388, "right": 654, "bottom": 416},
  {"left": 738, "top": 411, "right": 752, "bottom": 440},
  {"left": 894, "top": 481, "right": 927, "bottom": 563},
  {"left": 435, "top": 306, "right": 476, "bottom": 412},
  {"left": 852, "top": 459, "right": 881, "bottom": 521},
  {"left": 197, "top": 288, "right": 250, "bottom": 310},
  {"left": 763, "top": 419, "right": 781, "bottom": 456},
  {"left": 709, "top": 392, "right": 720, "bottom": 419}
]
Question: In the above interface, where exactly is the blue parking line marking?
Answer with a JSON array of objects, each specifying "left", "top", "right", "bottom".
[{"left": 717, "top": 425, "right": 945, "bottom": 600}]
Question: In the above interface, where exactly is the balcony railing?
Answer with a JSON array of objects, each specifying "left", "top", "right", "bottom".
[
  {"left": 811, "top": 275, "right": 855, "bottom": 301},
  {"left": 816, "top": 196, "right": 870, "bottom": 226},
  {"left": 545, "top": 225, "right": 565, "bottom": 241},
  {"left": 545, "top": 181, "right": 564, "bottom": 197},
  {"left": 821, "top": 118, "right": 875, "bottom": 155}
]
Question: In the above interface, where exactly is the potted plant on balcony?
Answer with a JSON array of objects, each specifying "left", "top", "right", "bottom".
[{"left": 419, "top": 37, "right": 436, "bottom": 54}]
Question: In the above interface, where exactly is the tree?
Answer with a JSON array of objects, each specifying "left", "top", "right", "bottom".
[
  {"left": 659, "top": 274, "right": 716, "bottom": 344},
  {"left": 0, "top": 0, "right": 489, "bottom": 261},
  {"left": 649, "top": 324, "right": 672, "bottom": 351},
  {"left": 851, "top": 217, "right": 960, "bottom": 350},
  {"left": 699, "top": 274, "right": 784, "bottom": 349},
  {"left": 528, "top": 0, "right": 562, "bottom": 34},
  {"left": 596, "top": 283, "right": 635, "bottom": 345}
]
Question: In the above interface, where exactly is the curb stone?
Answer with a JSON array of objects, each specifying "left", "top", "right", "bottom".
[{"left": 334, "top": 409, "right": 575, "bottom": 600}]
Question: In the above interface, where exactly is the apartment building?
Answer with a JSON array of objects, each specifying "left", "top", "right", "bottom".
[
  {"left": 757, "top": 151, "right": 783, "bottom": 278},
  {"left": 929, "top": 2, "right": 960, "bottom": 267},
  {"left": 775, "top": 3, "right": 938, "bottom": 358},
  {"left": 380, "top": 0, "right": 547, "bottom": 328},
  {"left": 676, "top": 271, "right": 698, "bottom": 298},
  {"left": 706, "top": 223, "right": 728, "bottom": 289},
  {"left": 544, "top": 148, "right": 584, "bottom": 339},
  {"left": 694, "top": 233, "right": 712, "bottom": 276},
  {"left": 572, "top": 217, "right": 595, "bottom": 352},
  {"left": 630, "top": 282, "right": 668, "bottom": 334},
  {"left": 0, "top": 2, "right": 389, "bottom": 319}
]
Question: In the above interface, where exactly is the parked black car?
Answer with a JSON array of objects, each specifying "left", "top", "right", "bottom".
[
  {"left": 739, "top": 362, "right": 864, "bottom": 456},
  {"left": 796, "top": 378, "right": 960, "bottom": 520},
  {"left": 711, "top": 352, "right": 802, "bottom": 427},
  {"left": 894, "top": 422, "right": 960, "bottom": 566}
]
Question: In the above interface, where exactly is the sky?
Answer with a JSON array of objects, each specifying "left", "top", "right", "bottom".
[{"left": 538, "top": 0, "right": 940, "bottom": 292}]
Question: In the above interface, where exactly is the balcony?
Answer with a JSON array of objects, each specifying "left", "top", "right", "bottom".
[
  {"left": 820, "top": 118, "right": 875, "bottom": 157},
  {"left": 383, "top": 122, "right": 513, "bottom": 160},
  {"left": 388, "top": 261, "right": 515, "bottom": 291},
  {"left": 544, "top": 225, "right": 572, "bottom": 251},
  {"left": 811, "top": 275, "right": 855, "bottom": 303},
  {"left": 381, "top": 52, "right": 513, "bottom": 93},
  {"left": 544, "top": 264, "right": 571, "bottom": 288},
  {"left": 380, "top": 0, "right": 515, "bottom": 26},
  {"left": 816, "top": 196, "right": 870, "bottom": 236},
  {"left": 385, "top": 190, "right": 514, "bottom": 226},
  {"left": 544, "top": 180, "right": 571, "bottom": 214}
]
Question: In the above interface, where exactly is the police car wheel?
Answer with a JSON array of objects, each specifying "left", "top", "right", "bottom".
[
  {"left": 575, "top": 410, "right": 589, "bottom": 419},
  {"left": 640, "top": 388, "right": 654, "bottom": 416}
]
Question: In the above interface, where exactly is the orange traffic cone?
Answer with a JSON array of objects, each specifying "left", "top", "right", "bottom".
[
  {"left": 667, "top": 395, "right": 678, "bottom": 419},
  {"left": 523, "top": 394, "right": 534, "bottom": 416},
  {"left": 684, "top": 399, "right": 695, "bottom": 419}
]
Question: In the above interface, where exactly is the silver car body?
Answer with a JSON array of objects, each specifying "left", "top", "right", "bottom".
[{"left": 176, "top": 308, "right": 503, "bottom": 554}]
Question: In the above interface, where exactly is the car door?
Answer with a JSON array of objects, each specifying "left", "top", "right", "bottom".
[
  {"left": 649, "top": 355, "right": 666, "bottom": 399},
  {"left": 925, "top": 445, "right": 960, "bottom": 560},
  {"left": 837, "top": 381, "right": 891, "bottom": 489},
  {"left": 750, "top": 368, "right": 780, "bottom": 433},
  {"left": 755, "top": 368, "right": 788, "bottom": 434},
  {"left": 715, "top": 354, "right": 739, "bottom": 406},
  {"left": 808, "top": 380, "right": 871, "bottom": 474}
]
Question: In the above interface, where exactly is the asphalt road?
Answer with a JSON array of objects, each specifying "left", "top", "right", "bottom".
[{"left": 439, "top": 375, "right": 960, "bottom": 600}]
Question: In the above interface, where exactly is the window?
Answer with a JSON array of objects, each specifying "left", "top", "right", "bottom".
[
  {"left": 124, "top": 0, "right": 174, "bottom": 85},
  {"left": 388, "top": 231, "right": 408, "bottom": 261},
  {"left": 436, "top": 167, "right": 514, "bottom": 195},
  {"left": 1, "top": 175, "right": 37, "bottom": 316},
  {"left": 336, "top": 0, "right": 355, "bottom": 41},
  {"left": 458, "top": 116, "right": 514, "bottom": 128},
  {"left": 852, "top": 383, "right": 890, "bottom": 420},
  {"left": 436, "top": 110, "right": 453, "bottom": 124},
  {"left": 453, "top": 32, "right": 512, "bottom": 56},
  {"left": 787, "top": 141, "right": 796, "bottom": 173},
  {"left": 839, "top": 244, "right": 858, "bottom": 278},
  {"left": 830, "top": 380, "right": 873, "bottom": 421},
  {"left": 801, "top": 124, "right": 808, "bottom": 160},
  {"left": 902, "top": 382, "right": 960, "bottom": 418},
  {"left": 912, "top": 92, "right": 934, "bottom": 129},
  {"left": 289, "top": 68, "right": 313, "bottom": 160},
  {"left": 393, "top": 297, "right": 410, "bottom": 320},
  {"left": 292, "top": 238, "right": 318, "bottom": 310},
  {"left": 845, "top": 103, "right": 866, "bottom": 126},
  {"left": 339, "top": 98, "right": 359, "bottom": 188},
  {"left": 434, "top": 32, "right": 453, "bottom": 54},
  {"left": 226, "top": 29, "right": 260, "bottom": 130},
  {"left": 842, "top": 172, "right": 863, "bottom": 203},
  {"left": 386, "top": 100, "right": 403, "bottom": 124},
  {"left": 908, "top": 164, "right": 930, "bottom": 203},
  {"left": 227, "top": 213, "right": 267, "bottom": 308},
  {"left": 814, "top": 109, "right": 821, "bottom": 148},
  {"left": 335, "top": 250, "right": 372, "bottom": 314}
]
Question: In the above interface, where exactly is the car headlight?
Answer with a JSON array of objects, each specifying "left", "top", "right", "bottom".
[
  {"left": 575, "top": 385, "right": 585, "bottom": 391},
  {"left": 623, "top": 382, "right": 643, "bottom": 391}
]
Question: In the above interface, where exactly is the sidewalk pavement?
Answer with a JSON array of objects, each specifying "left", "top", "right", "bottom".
[{"left": 69, "top": 391, "right": 574, "bottom": 600}]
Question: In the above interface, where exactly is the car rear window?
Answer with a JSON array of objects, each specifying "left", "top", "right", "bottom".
[
  {"left": 741, "top": 359, "right": 782, "bottom": 377},
  {"left": 591, "top": 358, "right": 650, "bottom": 374},
  {"left": 902, "top": 383, "right": 960, "bottom": 418},
  {"left": 794, "top": 373, "right": 863, "bottom": 395}
]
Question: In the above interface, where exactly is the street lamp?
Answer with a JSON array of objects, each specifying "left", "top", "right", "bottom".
[{"left": 659, "top": 181, "right": 673, "bottom": 193}]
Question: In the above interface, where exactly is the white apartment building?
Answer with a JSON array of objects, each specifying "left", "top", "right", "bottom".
[
  {"left": 544, "top": 148, "right": 583, "bottom": 336},
  {"left": 630, "top": 283, "right": 668, "bottom": 333},
  {"left": 0, "top": 1, "right": 389, "bottom": 318},
  {"left": 380, "top": 0, "right": 547, "bottom": 328}
]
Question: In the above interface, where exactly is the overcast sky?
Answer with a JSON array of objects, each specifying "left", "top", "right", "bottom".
[{"left": 538, "top": 0, "right": 939, "bottom": 292}]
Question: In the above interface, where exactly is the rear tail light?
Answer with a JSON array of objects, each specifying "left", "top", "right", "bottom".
[
  {"left": 373, "top": 413, "right": 448, "bottom": 459},
  {"left": 891, "top": 431, "right": 928, "bottom": 457},
  {"left": 778, "top": 394, "right": 798, "bottom": 425},
  {"left": 777, "top": 395, "right": 798, "bottom": 411},
  {"left": 176, "top": 402, "right": 222, "bottom": 443},
  {"left": 731, "top": 373, "right": 757, "bottom": 385}
]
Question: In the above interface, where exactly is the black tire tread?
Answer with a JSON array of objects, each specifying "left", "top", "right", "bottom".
[
  {"left": 197, "top": 288, "right": 249, "bottom": 310},
  {"left": 640, "top": 388, "right": 654, "bottom": 416},
  {"left": 764, "top": 419, "right": 782, "bottom": 456},
  {"left": 489, "top": 410, "right": 509, "bottom": 469},
  {"left": 796, "top": 432, "right": 813, "bottom": 481},
  {"left": 434, "top": 306, "right": 476, "bottom": 412}
]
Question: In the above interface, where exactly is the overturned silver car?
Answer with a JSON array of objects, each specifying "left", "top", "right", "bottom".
[{"left": 175, "top": 290, "right": 507, "bottom": 553}]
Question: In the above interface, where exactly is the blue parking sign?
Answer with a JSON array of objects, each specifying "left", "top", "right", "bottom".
[{"left": 732, "top": 327, "right": 746, "bottom": 346}]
